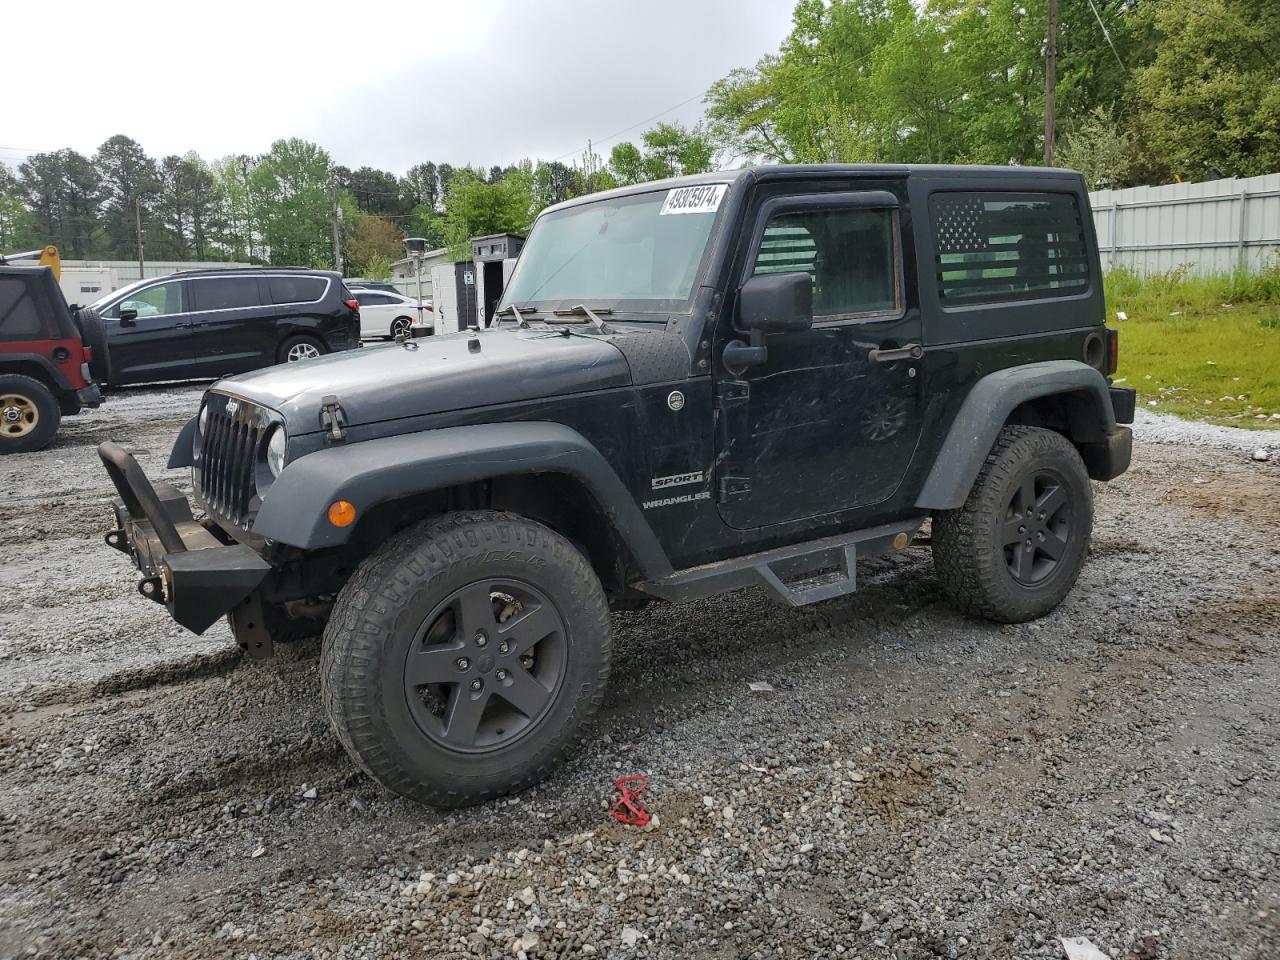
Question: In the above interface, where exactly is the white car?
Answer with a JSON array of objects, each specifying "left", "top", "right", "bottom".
[{"left": 352, "top": 289, "right": 432, "bottom": 339}]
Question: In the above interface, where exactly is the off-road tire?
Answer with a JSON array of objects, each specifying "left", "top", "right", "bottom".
[
  {"left": 277, "top": 334, "right": 325, "bottom": 364},
  {"left": 0, "top": 374, "right": 61, "bottom": 454},
  {"left": 933, "top": 425, "right": 1092, "bottom": 623},
  {"left": 320, "top": 511, "right": 612, "bottom": 807}
]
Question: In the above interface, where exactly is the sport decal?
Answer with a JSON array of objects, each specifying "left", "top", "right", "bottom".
[{"left": 651, "top": 471, "right": 704, "bottom": 491}]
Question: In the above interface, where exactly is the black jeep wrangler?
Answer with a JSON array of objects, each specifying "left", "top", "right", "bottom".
[{"left": 99, "top": 165, "right": 1135, "bottom": 807}]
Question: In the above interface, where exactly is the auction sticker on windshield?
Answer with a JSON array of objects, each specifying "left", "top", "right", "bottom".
[{"left": 659, "top": 184, "right": 728, "bottom": 216}]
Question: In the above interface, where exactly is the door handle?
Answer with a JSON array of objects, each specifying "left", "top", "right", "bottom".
[{"left": 868, "top": 343, "right": 923, "bottom": 363}]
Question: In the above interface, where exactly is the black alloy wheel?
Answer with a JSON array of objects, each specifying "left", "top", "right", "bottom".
[
  {"left": 404, "top": 579, "right": 567, "bottom": 752},
  {"left": 1001, "top": 469, "right": 1073, "bottom": 585}
]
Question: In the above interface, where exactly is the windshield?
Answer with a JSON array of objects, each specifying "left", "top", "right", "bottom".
[
  {"left": 501, "top": 184, "right": 729, "bottom": 313},
  {"left": 89, "top": 276, "right": 150, "bottom": 311}
]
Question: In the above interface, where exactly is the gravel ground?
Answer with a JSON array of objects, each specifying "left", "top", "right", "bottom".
[{"left": 1, "top": 387, "right": 1278, "bottom": 960}]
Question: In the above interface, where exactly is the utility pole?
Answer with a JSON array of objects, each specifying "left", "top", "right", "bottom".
[
  {"left": 134, "top": 198, "right": 145, "bottom": 279},
  {"left": 1044, "top": 0, "right": 1058, "bottom": 166},
  {"left": 331, "top": 178, "right": 344, "bottom": 275}
]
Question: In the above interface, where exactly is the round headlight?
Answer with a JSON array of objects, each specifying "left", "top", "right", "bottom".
[{"left": 266, "top": 427, "right": 287, "bottom": 477}]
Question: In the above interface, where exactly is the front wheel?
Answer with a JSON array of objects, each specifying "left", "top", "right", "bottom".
[
  {"left": 320, "top": 511, "right": 612, "bottom": 807},
  {"left": 0, "top": 374, "right": 61, "bottom": 454},
  {"left": 932, "top": 425, "right": 1093, "bottom": 623}
]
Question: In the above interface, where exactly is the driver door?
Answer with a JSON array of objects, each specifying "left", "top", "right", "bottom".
[
  {"left": 104, "top": 278, "right": 195, "bottom": 384},
  {"left": 715, "top": 185, "right": 926, "bottom": 530}
]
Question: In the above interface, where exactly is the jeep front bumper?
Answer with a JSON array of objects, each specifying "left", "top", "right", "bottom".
[{"left": 98, "top": 441, "right": 270, "bottom": 634}]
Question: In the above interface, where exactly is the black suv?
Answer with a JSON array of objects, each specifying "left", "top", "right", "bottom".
[
  {"left": 81, "top": 268, "right": 360, "bottom": 385},
  {"left": 98, "top": 165, "right": 1135, "bottom": 807}
]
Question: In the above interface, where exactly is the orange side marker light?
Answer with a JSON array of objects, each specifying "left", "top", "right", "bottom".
[{"left": 328, "top": 500, "right": 357, "bottom": 527}]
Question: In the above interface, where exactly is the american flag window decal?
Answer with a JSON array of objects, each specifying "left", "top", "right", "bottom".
[{"left": 930, "top": 192, "right": 1089, "bottom": 306}]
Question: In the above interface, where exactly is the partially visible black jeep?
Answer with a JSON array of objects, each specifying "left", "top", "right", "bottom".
[{"left": 99, "top": 164, "right": 1135, "bottom": 807}]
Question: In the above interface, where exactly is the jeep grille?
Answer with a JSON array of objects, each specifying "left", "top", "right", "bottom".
[{"left": 198, "top": 394, "right": 266, "bottom": 529}]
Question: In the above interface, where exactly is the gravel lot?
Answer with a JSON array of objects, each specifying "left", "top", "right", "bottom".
[{"left": 1, "top": 387, "right": 1278, "bottom": 960}]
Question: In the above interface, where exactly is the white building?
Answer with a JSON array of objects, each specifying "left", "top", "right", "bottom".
[
  {"left": 56, "top": 259, "right": 254, "bottom": 306},
  {"left": 390, "top": 247, "right": 451, "bottom": 300}
]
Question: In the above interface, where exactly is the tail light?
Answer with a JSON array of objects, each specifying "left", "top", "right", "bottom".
[
  {"left": 424, "top": 305, "right": 433, "bottom": 312},
  {"left": 345, "top": 298, "right": 359, "bottom": 312},
  {"left": 1106, "top": 328, "right": 1119, "bottom": 376}
]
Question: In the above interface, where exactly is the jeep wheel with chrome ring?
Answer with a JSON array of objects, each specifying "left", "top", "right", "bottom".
[
  {"left": 320, "top": 511, "right": 611, "bottom": 807},
  {"left": 0, "top": 374, "right": 61, "bottom": 454}
]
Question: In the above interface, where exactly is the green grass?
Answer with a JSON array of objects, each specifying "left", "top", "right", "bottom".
[{"left": 1104, "top": 264, "right": 1280, "bottom": 428}]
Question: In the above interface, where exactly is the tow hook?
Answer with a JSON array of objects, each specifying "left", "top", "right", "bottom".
[
  {"left": 137, "top": 575, "right": 165, "bottom": 605},
  {"left": 104, "top": 529, "right": 128, "bottom": 555}
]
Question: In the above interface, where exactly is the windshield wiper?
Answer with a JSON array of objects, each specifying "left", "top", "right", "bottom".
[
  {"left": 494, "top": 303, "right": 540, "bottom": 328},
  {"left": 551, "top": 304, "right": 613, "bottom": 334}
]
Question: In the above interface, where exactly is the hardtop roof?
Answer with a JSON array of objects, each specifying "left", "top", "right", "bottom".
[{"left": 542, "top": 163, "right": 1085, "bottom": 216}]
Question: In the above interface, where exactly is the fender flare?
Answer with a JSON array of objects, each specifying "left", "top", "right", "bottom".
[
  {"left": 915, "top": 360, "right": 1116, "bottom": 510},
  {"left": 0, "top": 353, "right": 73, "bottom": 392},
  {"left": 252, "top": 421, "right": 674, "bottom": 577},
  {"left": 168, "top": 415, "right": 198, "bottom": 469}
]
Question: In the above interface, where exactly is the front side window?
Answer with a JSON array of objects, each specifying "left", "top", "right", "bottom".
[
  {"left": 116, "top": 280, "right": 184, "bottom": 318},
  {"left": 931, "top": 192, "right": 1090, "bottom": 306},
  {"left": 501, "top": 185, "right": 729, "bottom": 312},
  {"left": 751, "top": 206, "right": 899, "bottom": 319}
]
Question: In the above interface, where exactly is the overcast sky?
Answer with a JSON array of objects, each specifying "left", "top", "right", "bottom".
[{"left": 2, "top": 0, "right": 795, "bottom": 175}]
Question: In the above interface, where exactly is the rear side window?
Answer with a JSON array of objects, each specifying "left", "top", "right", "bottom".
[
  {"left": 930, "top": 192, "right": 1090, "bottom": 306},
  {"left": 0, "top": 276, "right": 53, "bottom": 340},
  {"left": 752, "top": 207, "right": 899, "bottom": 319},
  {"left": 268, "top": 275, "right": 326, "bottom": 304},
  {"left": 192, "top": 276, "right": 262, "bottom": 312}
]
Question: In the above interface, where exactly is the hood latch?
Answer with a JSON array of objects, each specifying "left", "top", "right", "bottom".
[{"left": 319, "top": 395, "right": 348, "bottom": 443}]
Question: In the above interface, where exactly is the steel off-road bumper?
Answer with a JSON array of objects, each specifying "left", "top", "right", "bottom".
[{"left": 98, "top": 441, "right": 270, "bottom": 634}]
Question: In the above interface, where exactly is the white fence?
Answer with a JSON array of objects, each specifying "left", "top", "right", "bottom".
[{"left": 1090, "top": 173, "right": 1280, "bottom": 275}]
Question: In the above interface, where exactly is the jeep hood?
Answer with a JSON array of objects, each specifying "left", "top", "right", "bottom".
[{"left": 216, "top": 327, "right": 633, "bottom": 430}]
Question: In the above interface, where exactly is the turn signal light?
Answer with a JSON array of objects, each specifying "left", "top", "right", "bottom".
[
  {"left": 1107, "top": 328, "right": 1119, "bottom": 376},
  {"left": 327, "top": 500, "right": 357, "bottom": 527}
]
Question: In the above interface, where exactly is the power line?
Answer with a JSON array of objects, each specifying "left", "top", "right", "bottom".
[
  {"left": 1084, "top": 0, "right": 1126, "bottom": 71},
  {"left": 549, "top": 88, "right": 711, "bottom": 163}
]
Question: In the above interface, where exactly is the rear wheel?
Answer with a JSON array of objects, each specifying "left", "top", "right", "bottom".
[
  {"left": 321, "top": 511, "right": 612, "bottom": 807},
  {"left": 0, "top": 374, "right": 61, "bottom": 454},
  {"left": 278, "top": 335, "right": 324, "bottom": 364},
  {"left": 932, "top": 425, "right": 1092, "bottom": 623},
  {"left": 390, "top": 316, "right": 413, "bottom": 339}
]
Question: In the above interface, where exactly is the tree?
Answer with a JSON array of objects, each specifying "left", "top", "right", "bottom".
[
  {"left": 609, "top": 123, "right": 717, "bottom": 186},
  {"left": 402, "top": 161, "right": 440, "bottom": 211},
  {"left": 19, "top": 150, "right": 102, "bottom": 257},
  {"left": 346, "top": 214, "right": 403, "bottom": 275},
  {"left": 1057, "top": 106, "right": 1132, "bottom": 188},
  {"left": 211, "top": 154, "right": 261, "bottom": 262},
  {"left": 336, "top": 165, "right": 408, "bottom": 218},
  {"left": 94, "top": 135, "right": 159, "bottom": 263},
  {"left": 1131, "top": 0, "right": 1280, "bottom": 180},
  {"left": 0, "top": 164, "right": 35, "bottom": 251},
  {"left": 532, "top": 160, "right": 581, "bottom": 208},
  {"left": 441, "top": 165, "right": 535, "bottom": 260},
  {"left": 250, "top": 138, "right": 335, "bottom": 267}
]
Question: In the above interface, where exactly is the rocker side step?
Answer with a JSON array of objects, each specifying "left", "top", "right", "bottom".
[{"left": 635, "top": 517, "right": 925, "bottom": 607}]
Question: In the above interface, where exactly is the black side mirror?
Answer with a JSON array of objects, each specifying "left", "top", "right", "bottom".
[
  {"left": 723, "top": 272, "right": 814, "bottom": 372},
  {"left": 739, "top": 272, "right": 814, "bottom": 334},
  {"left": 119, "top": 308, "right": 138, "bottom": 326}
]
